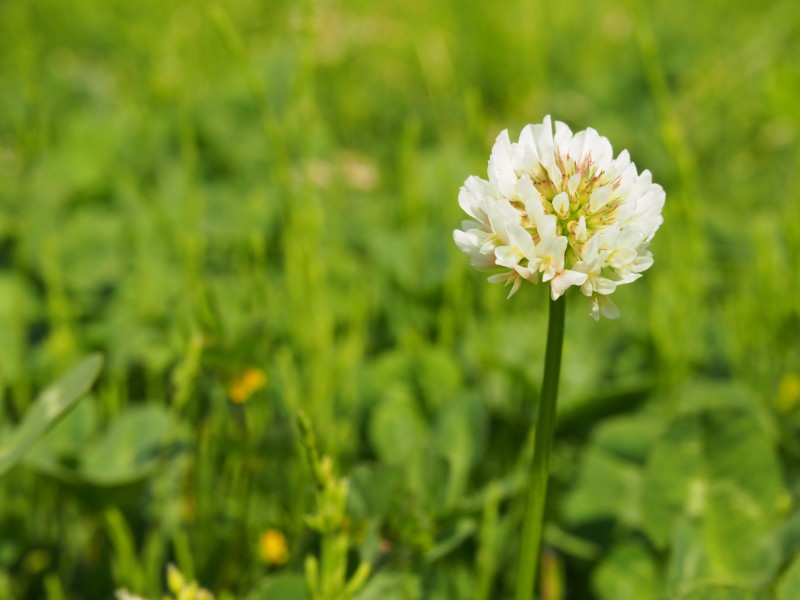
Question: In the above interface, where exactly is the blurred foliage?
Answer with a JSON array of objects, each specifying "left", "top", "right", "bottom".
[{"left": 0, "top": 0, "right": 799, "bottom": 598}]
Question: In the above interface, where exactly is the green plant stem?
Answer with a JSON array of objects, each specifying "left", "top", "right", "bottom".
[{"left": 515, "top": 294, "right": 566, "bottom": 600}]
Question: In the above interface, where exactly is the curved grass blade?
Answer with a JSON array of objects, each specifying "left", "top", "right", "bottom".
[{"left": 0, "top": 353, "right": 104, "bottom": 477}]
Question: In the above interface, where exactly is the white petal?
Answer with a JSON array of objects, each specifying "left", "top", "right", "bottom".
[
  {"left": 567, "top": 173, "right": 581, "bottom": 195},
  {"left": 495, "top": 245, "right": 521, "bottom": 268},
  {"left": 550, "top": 269, "right": 589, "bottom": 299},
  {"left": 507, "top": 222, "right": 536, "bottom": 258},
  {"left": 554, "top": 121, "right": 573, "bottom": 155},
  {"left": 552, "top": 192, "right": 570, "bottom": 218},
  {"left": 598, "top": 296, "right": 620, "bottom": 319},
  {"left": 454, "top": 229, "right": 497, "bottom": 270},
  {"left": 590, "top": 134, "right": 614, "bottom": 171},
  {"left": 536, "top": 213, "right": 558, "bottom": 238},
  {"left": 576, "top": 215, "right": 587, "bottom": 241},
  {"left": 507, "top": 275, "right": 523, "bottom": 298},
  {"left": 536, "top": 115, "right": 554, "bottom": 155},
  {"left": 487, "top": 273, "right": 510, "bottom": 284},
  {"left": 488, "top": 130, "right": 518, "bottom": 197},
  {"left": 589, "top": 185, "right": 614, "bottom": 213},
  {"left": 589, "top": 297, "right": 601, "bottom": 320},
  {"left": 487, "top": 199, "right": 518, "bottom": 244},
  {"left": 568, "top": 130, "right": 589, "bottom": 164}
]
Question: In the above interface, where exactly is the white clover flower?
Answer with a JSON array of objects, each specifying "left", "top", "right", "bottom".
[{"left": 454, "top": 115, "right": 664, "bottom": 319}]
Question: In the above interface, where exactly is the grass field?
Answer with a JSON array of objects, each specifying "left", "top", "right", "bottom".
[{"left": 1, "top": 0, "right": 799, "bottom": 598}]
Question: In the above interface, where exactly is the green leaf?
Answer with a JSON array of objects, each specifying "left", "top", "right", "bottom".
[
  {"left": 563, "top": 446, "right": 643, "bottom": 527},
  {"left": 642, "top": 407, "right": 787, "bottom": 589},
  {"left": 776, "top": 554, "right": 800, "bottom": 600},
  {"left": 592, "top": 539, "right": 660, "bottom": 600},
  {"left": 0, "top": 354, "right": 103, "bottom": 477},
  {"left": 425, "top": 519, "right": 477, "bottom": 563},
  {"left": 591, "top": 414, "right": 665, "bottom": 463},
  {"left": 246, "top": 573, "right": 309, "bottom": 600},
  {"left": 348, "top": 464, "right": 403, "bottom": 520},
  {"left": 433, "top": 395, "right": 481, "bottom": 506},
  {"left": 80, "top": 405, "right": 179, "bottom": 486},
  {"left": 673, "top": 381, "right": 777, "bottom": 441},
  {"left": 22, "top": 396, "right": 98, "bottom": 481},
  {"left": 352, "top": 572, "right": 421, "bottom": 600},
  {"left": 674, "top": 585, "right": 771, "bottom": 600},
  {"left": 369, "top": 387, "right": 429, "bottom": 465}
]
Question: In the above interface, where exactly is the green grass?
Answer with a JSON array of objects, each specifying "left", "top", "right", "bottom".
[{"left": 0, "top": 0, "right": 799, "bottom": 598}]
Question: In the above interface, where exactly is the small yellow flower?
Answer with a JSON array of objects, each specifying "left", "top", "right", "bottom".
[
  {"left": 167, "top": 564, "right": 186, "bottom": 595},
  {"left": 776, "top": 373, "right": 800, "bottom": 414},
  {"left": 229, "top": 368, "right": 267, "bottom": 404},
  {"left": 259, "top": 529, "right": 289, "bottom": 565}
]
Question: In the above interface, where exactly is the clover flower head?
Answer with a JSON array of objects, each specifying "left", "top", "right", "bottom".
[{"left": 454, "top": 115, "right": 664, "bottom": 319}]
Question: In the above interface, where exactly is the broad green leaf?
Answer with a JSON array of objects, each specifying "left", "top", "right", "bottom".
[
  {"left": 674, "top": 585, "right": 771, "bottom": 600},
  {"left": 23, "top": 397, "right": 98, "bottom": 480},
  {"left": 81, "top": 405, "right": 179, "bottom": 486},
  {"left": 776, "top": 554, "right": 800, "bottom": 600},
  {"left": 643, "top": 407, "right": 786, "bottom": 589},
  {"left": 352, "top": 572, "right": 420, "bottom": 600},
  {"left": 563, "top": 446, "right": 642, "bottom": 527},
  {"left": 246, "top": 574, "right": 309, "bottom": 600},
  {"left": 592, "top": 414, "right": 665, "bottom": 463},
  {"left": 776, "top": 512, "right": 800, "bottom": 561},
  {"left": 673, "top": 381, "right": 777, "bottom": 441},
  {"left": 433, "top": 395, "right": 482, "bottom": 506},
  {"left": 592, "top": 540, "right": 660, "bottom": 600},
  {"left": 0, "top": 354, "right": 103, "bottom": 477},
  {"left": 369, "top": 387, "right": 429, "bottom": 465},
  {"left": 348, "top": 464, "right": 403, "bottom": 519}
]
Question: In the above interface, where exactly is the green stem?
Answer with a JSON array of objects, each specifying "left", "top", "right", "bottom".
[{"left": 515, "top": 294, "right": 566, "bottom": 600}]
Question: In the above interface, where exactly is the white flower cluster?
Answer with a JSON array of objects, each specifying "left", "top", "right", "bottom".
[{"left": 454, "top": 116, "right": 665, "bottom": 319}]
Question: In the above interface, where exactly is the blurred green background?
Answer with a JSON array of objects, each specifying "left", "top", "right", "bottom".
[{"left": 1, "top": 0, "right": 799, "bottom": 598}]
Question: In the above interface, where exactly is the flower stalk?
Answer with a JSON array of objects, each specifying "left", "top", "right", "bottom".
[{"left": 515, "top": 294, "right": 566, "bottom": 600}]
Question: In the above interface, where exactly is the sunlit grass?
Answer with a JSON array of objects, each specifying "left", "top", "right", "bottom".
[{"left": 0, "top": 0, "right": 798, "bottom": 598}]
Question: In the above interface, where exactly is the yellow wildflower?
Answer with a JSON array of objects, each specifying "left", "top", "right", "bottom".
[
  {"left": 229, "top": 368, "right": 267, "bottom": 404},
  {"left": 259, "top": 529, "right": 289, "bottom": 565},
  {"left": 776, "top": 373, "right": 800, "bottom": 414}
]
